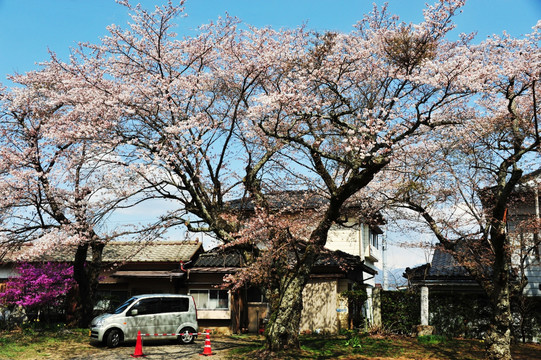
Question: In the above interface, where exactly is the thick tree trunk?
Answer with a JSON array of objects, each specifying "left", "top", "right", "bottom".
[
  {"left": 265, "top": 271, "right": 307, "bottom": 351},
  {"left": 486, "top": 267, "right": 512, "bottom": 360},
  {"left": 485, "top": 229, "right": 513, "bottom": 360},
  {"left": 486, "top": 281, "right": 513, "bottom": 360},
  {"left": 68, "top": 242, "right": 104, "bottom": 328},
  {"left": 263, "top": 185, "right": 365, "bottom": 351}
]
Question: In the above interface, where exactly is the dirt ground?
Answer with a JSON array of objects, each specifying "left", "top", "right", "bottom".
[
  {"left": 3, "top": 331, "right": 540, "bottom": 360},
  {"left": 67, "top": 336, "right": 252, "bottom": 360}
]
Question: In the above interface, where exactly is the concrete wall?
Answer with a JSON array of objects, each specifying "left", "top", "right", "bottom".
[
  {"left": 300, "top": 279, "right": 338, "bottom": 334},
  {"left": 336, "top": 279, "right": 350, "bottom": 331},
  {"left": 197, "top": 319, "right": 232, "bottom": 335},
  {"left": 300, "top": 278, "right": 378, "bottom": 333},
  {"left": 247, "top": 303, "right": 269, "bottom": 333},
  {"left": 327, "top": 224, "right": 362, "bottom": 257}
]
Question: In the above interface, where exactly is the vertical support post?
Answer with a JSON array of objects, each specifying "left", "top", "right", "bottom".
[
  {"left": 382, "top": 228, "right": 388, "bottom": 291},
  {"left": 372, "top": 287, "right": 382, "bottom": 327},
  {"left": 365, "top": 286, "right": 373, "bottom": 327},
  {"left": 535, "top": 187, "right": 540, "bottom": 258},
  {"left": 421, "top": 286, "right": 429, "bottom": 326}
]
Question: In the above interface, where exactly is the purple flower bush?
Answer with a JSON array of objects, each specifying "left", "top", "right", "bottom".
[{"left": 0, "top": 262, "right": 75, "bottom": 311}]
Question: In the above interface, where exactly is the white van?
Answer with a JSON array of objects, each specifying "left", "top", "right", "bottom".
[{"left": 90, "top": 294, "right": 198, "bottom": 347}]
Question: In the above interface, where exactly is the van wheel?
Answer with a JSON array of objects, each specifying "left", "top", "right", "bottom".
[
  {"left": 178, "top": 327, "right": 196, "bottom": 344},
  {"left": 106, "top": 328, "right": 123, "bottom": 348}
]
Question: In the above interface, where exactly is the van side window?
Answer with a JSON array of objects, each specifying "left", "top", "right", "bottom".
[
  {"left": 132, "top": 298, "right": 161, "bottom": 315},
  {"left": 161, "top": 297, "right": 189, "bottom": 313}
]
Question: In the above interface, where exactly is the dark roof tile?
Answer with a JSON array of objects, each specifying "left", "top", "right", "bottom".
[
  {"left": 405, "top": 248, "right": 470, "bottom": 280},
  {"left": 192, "top": 251, "right": 243, "bottom": 267},
  {"left": 1, "top": 241, "right": 202, "bottom": 263}
]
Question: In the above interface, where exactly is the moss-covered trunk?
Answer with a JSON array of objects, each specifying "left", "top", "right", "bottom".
[
  {"left": 485, "top": 230, "right": 513, "bottom": 360},
  {"left": 486, "top": 300, "right": 512, "bottom": 360},
  {"left": 265, "top": 270, "right": 308, "bottom": 351}
]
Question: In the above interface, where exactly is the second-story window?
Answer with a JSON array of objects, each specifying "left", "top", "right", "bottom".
[{"left": 370, "top": 231, "right": 379, "bottom": 249}]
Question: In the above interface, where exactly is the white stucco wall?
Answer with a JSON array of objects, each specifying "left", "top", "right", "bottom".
[
  {"left": 326, "top": 223, "right": 380, "bottom": 276},
  {"left": 327, "top": 224, "right": 362, "bottom": 257},
  {"left": 300, "top": 279, "right": 338, "bottom": 333}
]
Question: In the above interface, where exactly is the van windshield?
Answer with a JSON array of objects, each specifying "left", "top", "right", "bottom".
[{"left": 113, "top": 297, "right": 138, "bottom": 314}]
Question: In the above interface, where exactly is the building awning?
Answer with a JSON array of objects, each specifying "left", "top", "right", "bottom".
[
  {"left": 361, "top": 262, "right": 377, "bottom": 276},
  {"left": 111, "top": 270, "right": 185, "bottom": 279},
  {"left": 188, "top": 267, "right": 238, "bottom": 274}
]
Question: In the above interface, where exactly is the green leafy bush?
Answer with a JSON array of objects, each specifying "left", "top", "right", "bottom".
[
  {"left": 381, "top": 290, "right": 420, "bottom": 334},
  {"left": 340, "top": 284, "right": 368, "bottom": 329},
  {"left": 345, "top": 334, "right": 363, "bottom": 349}
]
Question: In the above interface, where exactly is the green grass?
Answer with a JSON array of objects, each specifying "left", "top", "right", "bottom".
[
  {"left": 225, "top": 334, "right": 541, "bottom": 360},
  {"left": 226, "top": 334, "right": 408, "bottom": 360},
  {"left": 300, "top": 335, "right": 404, "bottom": 359},
  {"left": 1, "top": 326, "right": 540, "bottom": 360},
  {"left": 417, "top": 334, "right": 448, "bottom": 345},
  {"left": 0, "top": 326, "right": 93, "bottom": 360}
]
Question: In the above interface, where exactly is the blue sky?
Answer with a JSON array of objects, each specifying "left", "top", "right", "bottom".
[{"left": 1, "top": 0, "right": 540, "bottom": 82}]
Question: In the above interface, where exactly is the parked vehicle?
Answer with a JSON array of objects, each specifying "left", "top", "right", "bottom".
[{"left": 90, "top": 294, "right": 198, "bottom": 347}]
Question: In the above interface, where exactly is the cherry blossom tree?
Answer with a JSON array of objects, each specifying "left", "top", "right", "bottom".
[
  {"left": 33, "top": 0, "right": 290, "bottom": 330},
  {"left": 55, "top": 1, "right": 288, "bottom": 237},
  {"left": 242, "top": 0, "right": 477, "bottom": 350},
  {"left": 38, "top": 0, "right": 478, "bottom": 350},
  {"left": 7, "top": 0, "right": 523, "bottom": 352},
  {"left": 0, "top": 68, "right": 155, "bottom": 326},
  {"left": 385, "top": 22, "right": 541, "bottom": 360}
]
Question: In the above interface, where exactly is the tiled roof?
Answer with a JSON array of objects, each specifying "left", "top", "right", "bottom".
[
  {"left": 405, "top": 248, "right": 471, "bottom": 281},
  {"left": 226, "top": 190, "right": 385, "bottom": 227},
  {"left": 192, "top": 250, "right": 243, "bottom": 267},
  {"left": 101, "top": 241, "right": 202, "bottom": 263},
  {"left": 479, "top": 168, "right": 540, "bottom": 208},
  {"left": 191, "top": 246, "right": 376, "bottom": 275},
  {"left": 429, "top": 249, "right": 470, "bottom": 278},
  {"left": 316, "top": 249, "right": 377, "bottom": 276},
  {"left": 315, "top": 249, "right": 359, "bottom": 267},
  {"left": 1, "top": 241, "right": 202, "bottom": 263}
]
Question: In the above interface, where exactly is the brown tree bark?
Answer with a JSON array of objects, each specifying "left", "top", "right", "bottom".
[
  {"left": 265, "top": 271, "right": 308, "bottom": 351},
  {"left": 485, "top": 230, "right": 513, "bottom": 360},
  {"left": 69, "top": 242, "right": 104, "bottom": 328}
]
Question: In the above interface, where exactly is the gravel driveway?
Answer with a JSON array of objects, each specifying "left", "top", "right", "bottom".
[{"left": 70, "top": 336, "right": 258, "bottom": 360}]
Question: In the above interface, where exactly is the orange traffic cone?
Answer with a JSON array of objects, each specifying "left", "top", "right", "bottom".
[
  {"left": 131, "top": 330, "right": 145, "bottom": 358},
  {"left": 199, "top": 330, "right": 213, "bottom": 356}
]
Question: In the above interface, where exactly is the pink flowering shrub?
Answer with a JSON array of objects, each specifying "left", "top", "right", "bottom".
[{"left": 0, "top": 262, "right": 75, "bottom": 311}]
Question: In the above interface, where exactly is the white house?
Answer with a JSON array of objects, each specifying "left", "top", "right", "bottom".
[
  {"left": 326, "top": 220, "right": 382, "bottom": 325},
  {"left": 509, "top": 173, "right": 541, "bottom": 297}
]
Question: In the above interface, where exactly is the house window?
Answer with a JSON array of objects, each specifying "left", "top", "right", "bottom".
[
  {"left": 247, "top": 287, "right": 267, "bottom": 303},
  {"left": 370, "top": 231, "right": 379, "bottom": 249},
  {"left": 190, "top": 289, "right": 229, "bottom": 310}
]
